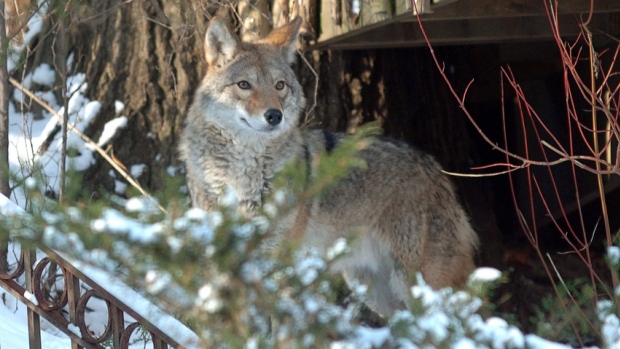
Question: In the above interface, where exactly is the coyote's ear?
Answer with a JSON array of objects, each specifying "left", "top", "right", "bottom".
[
  {"left": 205, "top": 17, "right": 239, "bottom": 68},
  {"left": 261, "top": 17, "right": 302, "bottom": 64}
]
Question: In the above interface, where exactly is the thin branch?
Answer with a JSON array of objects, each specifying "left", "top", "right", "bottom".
[
  {"left": 9, "top": 77, "right": 167, "bottom": 214},
  {"left": 298, "top": 49, "right": 319, "bottom": 126},
  {"left": 546, "top": 252, "right": 600, "bottom": 335},
  {"left": 547, "top": 253, "right": 573, "bottom": 299},
  {"left": 441, "top": 163, "right": 525, "bottom": 178},
  {"left": 0, "top": 0, "right": 11, "bottom": 197}
]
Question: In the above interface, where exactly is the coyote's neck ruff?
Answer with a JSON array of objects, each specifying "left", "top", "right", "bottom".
[{"left": 179, "top": 17, "right": 479, "bottom": 317}]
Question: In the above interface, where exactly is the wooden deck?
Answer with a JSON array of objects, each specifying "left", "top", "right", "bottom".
[{"left": 311, "top": 0, "right": 620, "bottom": 49}]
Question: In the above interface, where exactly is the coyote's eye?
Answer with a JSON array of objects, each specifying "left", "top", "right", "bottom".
[
  {"left": 275, "top": 81, "right": 286, "bottom": 91},
  {"left": 237, "top": 81, "right": 251, "bottom": 90}
]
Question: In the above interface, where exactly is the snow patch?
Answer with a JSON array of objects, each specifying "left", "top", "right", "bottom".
[
  {"left": 114, "top": 100, "right": 125, "bottom": 113},
  {"left": 130, "top": 164, "right": 147, "bottom": 178},
  {"left": 114, "top": 180, "right": 127, "bottom": 194},
  {"left": 23, "top": 291, "right": 39, "bottom": 306},
  {"left": 32, "top": 63, "right": 56, "bottom": 87},
  {"left": 608, "top": 246, "right": 620, "bottom": 267},
  {"left": 97, "top": 116, "right": 127, "bottom": 146},
  {"left": 469, "top": 267, "right": 502, "bottom": 283}
]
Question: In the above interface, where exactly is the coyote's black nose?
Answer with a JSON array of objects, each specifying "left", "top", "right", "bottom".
[{"left": 264, "top": 109, "right": 282, "bottom": 126}]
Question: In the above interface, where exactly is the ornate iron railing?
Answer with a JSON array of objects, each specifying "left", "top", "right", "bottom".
[{"left": 0, "top": 244, "right": 191, "bottom": 349}]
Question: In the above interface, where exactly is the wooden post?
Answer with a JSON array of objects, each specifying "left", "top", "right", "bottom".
[
  {"left": 24, "top": 249, "right": 42, "bottom": 349},
  {"left": 111, "top": 306, "right": 124, "bottom": 348},
  {"left": 66, "top": 274, "right": 83, "bottom": 349}
]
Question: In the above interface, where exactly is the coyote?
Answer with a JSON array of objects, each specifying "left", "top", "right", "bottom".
[{"left": 178, "top": 16, "right": 478, "bottom": 317}]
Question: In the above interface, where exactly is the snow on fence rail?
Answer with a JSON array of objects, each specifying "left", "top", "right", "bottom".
[
  {"left": 0, "top": 197, "right": 199, "bottom": 349},
  {"left": 0, "top": 247, "right": 192, "bottom": 349}
]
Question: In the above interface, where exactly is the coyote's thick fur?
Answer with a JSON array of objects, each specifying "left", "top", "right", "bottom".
[{"left": 179, "top": 17, "right": 479, "bottom": 317}]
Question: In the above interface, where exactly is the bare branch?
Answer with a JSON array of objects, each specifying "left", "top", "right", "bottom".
[{"left": 9, "top": 78, "right": 166, "bottom": 214}]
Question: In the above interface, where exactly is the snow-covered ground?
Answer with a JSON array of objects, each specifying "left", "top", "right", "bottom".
[{"left": 3, "top": 3, "right": 620, "bottom": 349}]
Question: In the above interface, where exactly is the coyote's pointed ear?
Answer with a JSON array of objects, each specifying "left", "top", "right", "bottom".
[
  {"left": 205, "top": 17, "right": 239, "bottom": 68},
  {"left": 261, "top": 17, "right": 302, "bottom": 64}
]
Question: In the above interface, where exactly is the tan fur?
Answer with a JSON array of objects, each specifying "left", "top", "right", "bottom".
[{"left": 179, "top": 17, "right": 478, "bottom": 317}]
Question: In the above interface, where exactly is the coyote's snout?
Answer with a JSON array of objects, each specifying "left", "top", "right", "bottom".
[
  {"left": 264, "top": 109, "right": 282, "bottom": 126},
  {"left": 179, "top": 16, "right": 479, "bottom": 317}
]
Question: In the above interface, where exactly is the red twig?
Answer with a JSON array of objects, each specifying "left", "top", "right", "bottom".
[{"left": 416, "top": 0, "right": 618, "bottom": 341}]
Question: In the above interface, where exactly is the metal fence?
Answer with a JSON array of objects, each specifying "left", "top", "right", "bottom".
[{"left": 0, "top": 245, "right": 186, "bottom": 349}]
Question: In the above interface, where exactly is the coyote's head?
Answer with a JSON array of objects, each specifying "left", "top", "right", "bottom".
[{"left": 193, "top": 17, "right": 306, "bottom": 141}]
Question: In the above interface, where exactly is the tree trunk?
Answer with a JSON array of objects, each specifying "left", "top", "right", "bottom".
[
  {"left": 0, "top": 1, "right": 11, "bottom": 198},
  {"left": 30, "top": 0, "right": 211, "bottom": 196}
]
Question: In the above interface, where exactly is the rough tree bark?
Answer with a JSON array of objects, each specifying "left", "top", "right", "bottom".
[{"left": 25, "top": 0, "right": 211, "bottom": 196}]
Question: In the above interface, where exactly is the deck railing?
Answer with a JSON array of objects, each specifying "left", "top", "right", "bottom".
[{"left": 0, "top": 244, "right": 189, "bottom": 349}]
